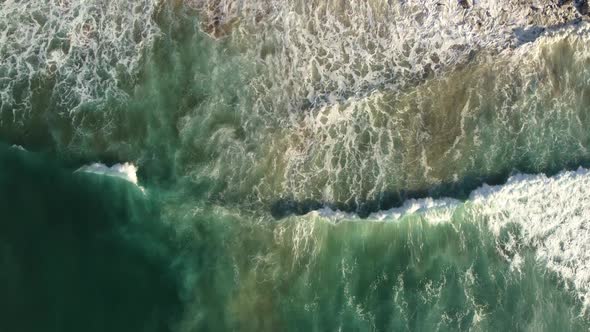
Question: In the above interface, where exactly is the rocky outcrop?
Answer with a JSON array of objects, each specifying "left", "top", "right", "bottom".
[
  {"left": 557, "top": 0, "right": 588, "bottom": 15},
  {"left": 458, "top": 0, "right": 470, "bottom": 9},
  {"left": 574, "top": 0, "right": 589, "bottom": 15}
]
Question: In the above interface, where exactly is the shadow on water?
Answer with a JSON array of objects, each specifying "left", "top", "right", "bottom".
[{"left": 270, "top": 156, "right": 590, "bottom": 219}]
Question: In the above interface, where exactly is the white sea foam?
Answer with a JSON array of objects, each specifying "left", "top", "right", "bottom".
[
  {"left": 271, "top": 19, "right": 590, "bottom": 205},
  {"left": 0, "top": 0, "right": 160, "bottom": 118},
  {"left": 198, "top": 0, "right": 584, "bottom": 112},
  {"left": 76, "top": 162, "right": 144, "bottom": 192},
  {"left": 308, "top": 167, "right": 590, "bottom": 309},
  {"left": 309, "top": 197, "right": 461, "bottom": 223},
  {"left": 188, "top": 0, "right": 590, "bottom": 206},
  {"left": 9, "top": 144, "right": 26, "bottom": 151},
  {"left": 470, "top": 167, "right": 590, "bottom": 311}
]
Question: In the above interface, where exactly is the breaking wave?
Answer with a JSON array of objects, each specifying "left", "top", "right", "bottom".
[{"left": 305, "top": 167, "right": 590, "bottom": 312}]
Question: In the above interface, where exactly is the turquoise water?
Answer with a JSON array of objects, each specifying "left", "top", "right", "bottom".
[
  {"left": 2, "top": 1, "right": 590, "bottom": 331},
  {"left": 1, "top": 146, "right": 588, "bottom": 331}
]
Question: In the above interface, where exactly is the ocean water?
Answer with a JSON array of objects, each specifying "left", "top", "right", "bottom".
[{"left": 2, "top": 0, "right": 590, "bottom": 331}]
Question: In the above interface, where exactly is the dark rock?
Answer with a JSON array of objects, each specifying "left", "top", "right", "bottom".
[
  {"left": 574, "top": 0, "right": 589, "bottom": 15},
  {"left": 458, "top": 0, "right": 470, "bottom": 9}
]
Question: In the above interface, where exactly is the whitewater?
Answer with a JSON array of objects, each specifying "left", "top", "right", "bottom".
[{"left": 1, "top": 0, "right": 590, "bottom": 331}]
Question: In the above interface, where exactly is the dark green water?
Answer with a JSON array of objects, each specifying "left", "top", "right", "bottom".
[
  {"left": 2, "top": 1, "right": 590, "bottom": 331},
  {"left": 0, "top": 146, "right": 588, "bottom": 331},
  {"left": 0, "top": 147, "right": 181, "bottom": 331}
]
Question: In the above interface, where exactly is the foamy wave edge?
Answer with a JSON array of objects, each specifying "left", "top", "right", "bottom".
[
  {"left": 307, "top": 166, "right": 590, "bottom": 310},
  {"left": 76, "top": 162, "right": 145, "bottom": 193},
  {"left": 307, "top": 167, "right": 590, "bottom": 222}
]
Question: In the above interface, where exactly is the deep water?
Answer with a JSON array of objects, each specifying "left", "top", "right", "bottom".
[{"left": 0, "top": 147, "right": 181, "bottom": 332}]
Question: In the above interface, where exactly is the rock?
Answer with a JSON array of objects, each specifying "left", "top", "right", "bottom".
[
  {"left": 458, "top": 0, "right": 470, "bottom": 9},
  {"left": 557, "top": 0, "right": 588, "bottom": 14},
  {"left": 574, "top": 0, "right": 589, "bottom": 15}
]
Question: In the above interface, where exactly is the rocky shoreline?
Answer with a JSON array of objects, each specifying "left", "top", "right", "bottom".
[
  {"left": 458, "top": 0, "right": 589, "bottom": 15},
  {"left": 558, "top": 0, "right": 589, "bottom": 15}
]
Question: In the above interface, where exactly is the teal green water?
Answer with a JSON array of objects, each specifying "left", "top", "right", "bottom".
[
  {"left": 2, "top": 1, "right": 590, "bottom": 331},
  {"left": 1, "top": 146, "right": 588, "bottom": 331},
  {"left": 0, "top": 147, "right": 181, "bottom": 331}
]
